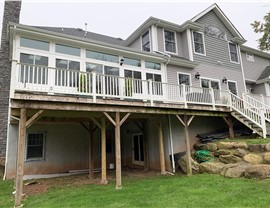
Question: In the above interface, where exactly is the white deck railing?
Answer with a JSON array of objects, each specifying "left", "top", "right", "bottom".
[{"left": 12, "top": 63, "right": 268, "bottom": 137}]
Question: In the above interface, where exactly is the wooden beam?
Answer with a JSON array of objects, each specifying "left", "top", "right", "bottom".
[
  {"left": 187, "top": 116, "right": 194, "bottom": 127},
  {"left": 101, "top": 117, "right": 107, "bottom": 184},
  {"left": 88, "top": 122, "right": 94, "bottom": 179},
  {"left": 120, "top": 113, "right": 131, "bottom": 126},
  {"left": 134, "top": 122, "right": 143, "bottom": 132},
  {"left": 223, "top": 117, "right": 235, "bottom": 138},
  {"left": 104, "top": 112, "right": 116, "bottom": 126},
  {"left": 90, "top": 117, "right": 102, "bottom": 129},
  {"left": 184, "top": 115, "right": 192, "bottom": 176},
  {"left": 25, "top": 110, "right": 44, "bottom": 128},
  {"left": 158, "top": 118, "right": 166, "bottom": 175},
  {"left": 80, "top": 122, "right": 90, "bottom": 132},
  {"left": 15, "top": 108, "right": 27, "bottom": 207},
  {"left": 175, "top": 115, "right": 185, "bottom": 126},
  {"left": 115, "top": 112, "right": 122, "bottom": 189}
]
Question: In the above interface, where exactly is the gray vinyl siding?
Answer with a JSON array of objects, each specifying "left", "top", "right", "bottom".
[
  {"left": 253, "top": 83, "right": 266, "bottom": 95},
  {"left": 193, "top": 11, "right": 241, "bottom": 71},
  {"left": 195, "top": 11, "right": 234, "bottom": 40},
  {"left": 157, "top": 27, "right": 164, "bottom": 52},
  {"left": 241, "top": 51, "right": 270, "bottom": 80},
  {"left": 128, "top": 37, "right": 141, "bottom": 50},
  {"left": 167, "top": 63, "right": 246, "bottom": 94},
  {"left": 181, "top": 30, "right": 190, "bottom": 60}
]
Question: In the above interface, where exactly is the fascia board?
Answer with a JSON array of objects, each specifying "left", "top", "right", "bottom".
[{"left": 241, "top": 45, "right": 270, "bottom": 59}]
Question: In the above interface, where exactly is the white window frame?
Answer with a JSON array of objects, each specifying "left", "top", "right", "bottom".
[
  {"left": 200, "top": 77, "right": 220, "bottom": 89},
  {"left": 141, "top": 30, "right": 151, "bottom": 52},
  {"left": 227, "top": 80, "right": 238, "bottom": 95},
  {"left": 192, "top": 31, "right": 206, "bottom": 56},
  {"left": 163, "top": 29, "right": 177, "bottom": 55},
  {"left": 177, "top": 72, "right": 192, "bottom": 86},
  {"left": 25, "top": 132, "right": 46, "bottom": 162},
  {"left": 228, "top": 42, "right": 239, "bottom": 64},
  {"left": 246, "top": 53, "right": 255, "bottom": 62}
]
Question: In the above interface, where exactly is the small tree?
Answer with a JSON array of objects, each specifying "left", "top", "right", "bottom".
[{"left": 251, "top": 11, "right": 270, "bottom": 51}]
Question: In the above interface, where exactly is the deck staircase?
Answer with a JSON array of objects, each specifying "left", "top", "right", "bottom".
[{"left": 230, "top": 93, "right": 270, "bottom": 138}]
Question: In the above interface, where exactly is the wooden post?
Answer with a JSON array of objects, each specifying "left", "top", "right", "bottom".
[
  {"left": 101, "top": 117, "right": 107, "bottom": 184},
  {"left": 223, "top": 117, "right": 235, "bottom": 139},
  {"left": 15, "top": 108, "right": 27, "bottom": 207},
  {"left": 184, "top": 115, "right": 192, "bottom": 175},
  {"left": 115, "top": 112, "right": 122, "bottom": 189},
  {"left": 88, "top": 122, "right": 94, "bottom": 179},
  {"left": 158, "top": 118, "right": 166, "bottom": 175}
]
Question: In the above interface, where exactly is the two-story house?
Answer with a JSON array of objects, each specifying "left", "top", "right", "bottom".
[{"left": 2, "top": 3, "right": 270, "bottom": 206}]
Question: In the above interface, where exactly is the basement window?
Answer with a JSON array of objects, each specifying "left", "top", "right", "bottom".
[{"left": 26, "top": 133, "right": 45, "bottom": 161}]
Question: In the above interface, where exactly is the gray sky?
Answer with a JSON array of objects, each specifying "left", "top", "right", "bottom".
[{"left": 0, "top": 0, "right": 269, "bottom": 49}]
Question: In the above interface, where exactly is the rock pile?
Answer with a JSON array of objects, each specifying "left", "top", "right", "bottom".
[{"left": 179, "top": 141, "right": 270, "bottom": 179}]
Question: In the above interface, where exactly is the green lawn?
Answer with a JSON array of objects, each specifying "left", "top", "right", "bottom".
[{"left": 0, "top": 173, "right": 269, "bottom": 208}]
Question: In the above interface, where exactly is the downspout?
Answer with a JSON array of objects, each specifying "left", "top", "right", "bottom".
[{"left": 168, "top": 115, "right": 175, "bottom": 173}]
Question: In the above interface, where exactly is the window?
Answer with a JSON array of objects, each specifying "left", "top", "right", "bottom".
[
  {"left": 164, "top": 30, "right": 176, "bottom": 53},
  {"left": 201, "top": 78, "right": 220, "bottom": 90},
  {"left": 193, "top": 32, "right": 205, "bottom": 55},
  {"left": 228, "top": 81, "right": 238, "bottom": 95},
  {"left": 204, "top": 26, "right": 227, "bottom": 40},
  {"left": 124, "top": 70, "right": 142, "bottom": 96},
  {"left": 145, "top": 61, "right": 161, "bottom": 70},
  {"left": 229, "top": 43, "right": 239, "bottom": 63},
  {"left": 146, "top": 73, "right": 162, "bottom": 95},
  {"left": 19, "top": 53, "right": 48, "bottom": 84},
  {"left": 141, "top": 30, "right": 150, "bottom": 52},
  {"left": 86, "top": 50, "right": 119, "bottom": 63},
  {"left": 178, "top": 73, "right": 191, "bottom": 86},
  {"left": 20, "top": 37, "right": 49, "bottom": 51},
  {"left": 26, "top": 133, "right": 45, "bottom": 161},
  {"left": 246, "top": 53, "right": 254, "bottom": 62},
  {"left": 55, "top": 59, "right": 80, "bottom": 87},
  {"left": 56, "top": 44, "right": 80, "bottom": 57},
  {"left": 123, "top": 57, "right": 141, "bottom": 67}
]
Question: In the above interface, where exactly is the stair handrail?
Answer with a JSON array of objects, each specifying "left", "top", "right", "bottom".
[
  {"left": 242, "top": 93, "right": 270, "bottom": 122},
  {"left": 230, "top": 92, "right": 266, "bottom": 138}
]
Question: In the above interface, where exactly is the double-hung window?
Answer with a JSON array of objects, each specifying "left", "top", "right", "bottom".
[
  {"left": 141, "top": 30, "right": 150, "bottom": 52},
  {"left": 164, "top": 30, "right": 176, "bottom": 53},
  {"left": 193, "top": 31, "right": 205, "bottom": 55},
  {"left": 178, "top": 73, "right": 191, "bottom": 86},
  {"left": 229, "top": 43, "right": 239, "bottom": 63},
  {"left": 26, "top": 133, "right": 45, "bottom": 161}
]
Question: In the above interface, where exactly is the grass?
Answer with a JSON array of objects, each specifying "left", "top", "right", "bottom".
[
  {"left": 215, "top": 137, "right": 270, "bottom": 145},
  {"left": 11, "top": 174, "right": 270, "bottom": 208},
  {"left": 0, "top": 166, "right": 14, "bottom": 208}
]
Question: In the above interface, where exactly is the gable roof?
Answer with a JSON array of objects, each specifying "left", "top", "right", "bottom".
[
  {"left": 257, "top": 66, "right": 270, "bottom": 81},
  {"left": 34, "top": 26, "right": 124, "bottom": 46},
  {"left": 191, "top": 3, "right": 245, "bottom": 40}
]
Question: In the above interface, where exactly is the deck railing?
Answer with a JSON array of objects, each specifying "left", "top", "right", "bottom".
[{"left": 13, "top": 63, "right": 233, "bottom": 108}]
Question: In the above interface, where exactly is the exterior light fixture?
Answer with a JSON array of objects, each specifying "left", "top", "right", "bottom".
[
  {"left": 222, "top": 77, "right": 228, "bottom": 84},
  {"left": 195, "top": 72, "right": 200, "bottom": 79},
  {"left": 120, "top": 58, "right": 124, "bottom": 66}
]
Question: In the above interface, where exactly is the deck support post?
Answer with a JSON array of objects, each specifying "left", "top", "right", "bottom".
[
  {"left": 158, "top": 118, "right": 166, "bottom": 175},
  {"left": 15, "top": 108, "right": 27, "bottom": 207},
  {"left": 103, "top": 112, "right": 130, "bottom": 189},
  {"left": 175, "top": 114, "right": 194, "bottom": 176},
  {"left": 101, "top": 117, "right": 107, "bottom": 184},
  {"left": 223, "top": 117, "right": 234, "bottom": 139},
  {"left": 88, "top": 122, "right": 94, "bottom": 179}
]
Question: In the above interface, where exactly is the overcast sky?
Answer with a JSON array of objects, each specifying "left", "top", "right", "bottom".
[{"left": 0, "top": 0, "right": 269, "bottom": 49}]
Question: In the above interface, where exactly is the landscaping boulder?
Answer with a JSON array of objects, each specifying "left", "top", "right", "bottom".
[
  {"left": 244, "top": 165, "right": 270, "bottom": 179},
  {"left": 194, "top": 142, "right": 205, "bottom": 150},
  {"left": 220, "top": 162, "right": 249, "bottom": 178},
  {"left": 265, "top": 143, "right": 270, "bottom": 151},
  {"left": 233, "top": 142, "right": 248, "bottom": 149},
  {"left": 263, "top": 152, "right": 270, "bottom": 164},
  {"left": 248, "top": 144, "right": 265, "bottom": 153},
  {"left": 243, "top": 154, "right": 263, "bottom": 165},
  {"left": 214, "top": 149, "right": 231, "bottom": 157},
  {"left": 204, "top": 143, "right": 218, "bottom": 152},
  {"left": 217, "top": 142, "right": 235, "bottom": 149},
  {"left": 199, "top": 162, "right": 225, "bottom": 174},
  {"left": 233, "top": 148, "right": 248, "bottom": 158},
  {"left": 178, "top": 154, "right": 199, "bottom": 174},
  {"left": 219, "top": 155, "right": 242, "bottom": 164}
]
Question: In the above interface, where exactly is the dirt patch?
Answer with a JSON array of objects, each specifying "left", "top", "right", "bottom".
[{"left": 23, "top": 169, "right": 160, "bottom": 197}]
